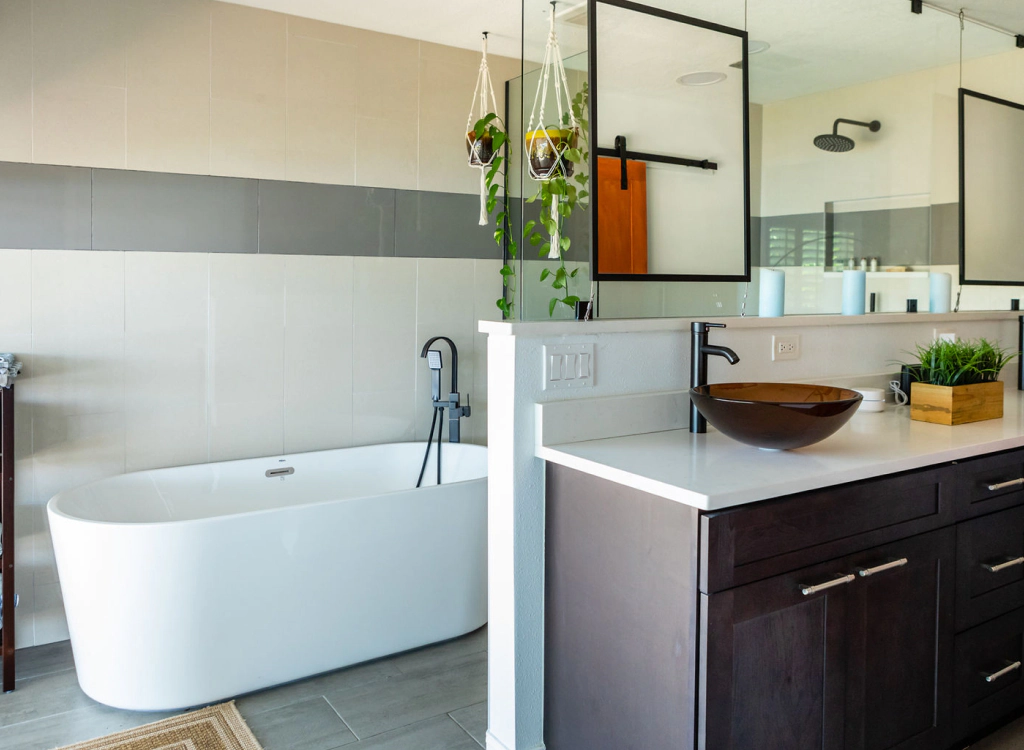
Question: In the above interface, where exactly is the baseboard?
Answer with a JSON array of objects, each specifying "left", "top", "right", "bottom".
[{"left": 486, "top": 730, "right": 545, "bottom": 750}]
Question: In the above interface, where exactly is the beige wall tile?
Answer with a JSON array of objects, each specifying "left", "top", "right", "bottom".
[
  {"left": 34, "top": 82, "right": 126, "bottom": 168},
  {"left": 126, "top": 2, "right": 211, "bottom": 95},
  {"left": 128, "top": 89, "right": 210, "bottom": 174},
  {"left": 211, "top": 2, "right": 286, "bottom": 104},
  {"left": 356, "top": 116, "right": 417, "bottom": 190},
  {"left": 211, "top": 97, "right": 286, "bottom": 179},
  {"left": 286, "top": 15, "right": 363, "bottom": 46},
  {"left": 355, "top": 31, "right": 419, "bottom": 121},
  {"left": 285, "top": 33, "right": 357, "bottom": 185},
  {"left": 32, "top": 0, "right": 126, "bottom": 91},
  {"left": 0, "top": 0, "right": 33, "bottom": 162},
  {"left": 418, "top": 55, "right": 489, "bottom": 195}
]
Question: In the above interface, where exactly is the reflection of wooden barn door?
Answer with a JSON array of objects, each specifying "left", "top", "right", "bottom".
[{"left": 597, "top": 157, "right": 648, "bottom": 274}]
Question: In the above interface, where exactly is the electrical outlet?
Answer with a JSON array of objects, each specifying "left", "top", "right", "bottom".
[
  {"left": 935, "top": 331, "right": 957, "bottom": 343},
  {"left": 772, "top": 334, "right": 800, "bottom": 362}
]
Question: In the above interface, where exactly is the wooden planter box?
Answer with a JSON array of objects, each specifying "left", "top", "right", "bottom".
[{"left": 910, "top": 381, "right": 1004, "bottom": 425}]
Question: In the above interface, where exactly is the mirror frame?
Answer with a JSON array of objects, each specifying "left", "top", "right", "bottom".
[
  {"left": 959, "top": 87, "right": 1024, "bottom": 286},
  {"left": 587, "top": 0, "right": 752, "bottom": 282}
]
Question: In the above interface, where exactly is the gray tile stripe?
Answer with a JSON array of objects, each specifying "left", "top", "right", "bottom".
[{"left": 0, "top": 161, "right": 505, "bottom": 260}]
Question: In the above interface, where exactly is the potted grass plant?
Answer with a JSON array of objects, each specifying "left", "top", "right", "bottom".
[{"left": 907, "top": 338, "right": 1016, "bottom": 425}]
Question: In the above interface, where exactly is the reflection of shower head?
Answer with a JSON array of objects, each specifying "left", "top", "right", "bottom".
[{"left": 814, "top": 118, "right": 881, "bottom": 153}]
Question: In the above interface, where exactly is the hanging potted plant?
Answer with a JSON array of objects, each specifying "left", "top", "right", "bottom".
[
  {"left": 905, "top": 338, "right": 1015, "bottom": 425},
  {"left": 524, "top": 4, "right": 591, "bottom": 317},
  {"left": 464, "top": 34, "right": 519, "bottom": 319}
]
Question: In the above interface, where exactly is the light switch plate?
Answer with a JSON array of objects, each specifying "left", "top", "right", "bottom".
[{"left": 544, "top": 343, "right": 595, "bottom": 390}]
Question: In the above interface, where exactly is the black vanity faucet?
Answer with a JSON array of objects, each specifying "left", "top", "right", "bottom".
[{"left": 690, "top": 322, "right": 741, "bottom": 434}]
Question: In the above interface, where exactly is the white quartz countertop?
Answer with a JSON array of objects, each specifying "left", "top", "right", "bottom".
[{"left": 537, "top": 382, "right": 1024, "bottom": 511}]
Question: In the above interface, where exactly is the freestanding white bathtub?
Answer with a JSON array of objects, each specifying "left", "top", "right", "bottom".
[{"left": 47, "top": 442, "right": 487, "bottom": 711}]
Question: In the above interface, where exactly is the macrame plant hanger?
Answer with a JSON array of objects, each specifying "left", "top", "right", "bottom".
[
  {"left": 526, "top": 2, "right": 579, "bottom": 258},
  {"left": 466, "top": 32, "right": 501, "bottom": 226}
]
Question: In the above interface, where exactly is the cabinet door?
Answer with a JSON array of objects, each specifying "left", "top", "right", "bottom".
[
  {"left": 844, "top": 528, "right": 955, "bottom": 750},
  {"left": 700, "top": 557, "right": 851, "bottom": 750}
]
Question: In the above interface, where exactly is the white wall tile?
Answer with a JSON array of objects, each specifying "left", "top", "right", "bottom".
[
  {"left": 208, "top": 254, "right": 285, "bottom": 461},
  {"left": 352, "top": 257, "right": 417, "bottom": 393},
  {"left": 415, "top": 259, "right": 476, "bottom": 442},
  {"left": 0, "top": 250, "right": 32, "bottom": 336},
  {"left": 352, "top": 388, "right": 416, "bottom": 446},
  {"left": 124, "top": 253, "right": 209, "bottom": 471},
  {"left": 283, "top": 255, "right": 354, "bottom": 454}
]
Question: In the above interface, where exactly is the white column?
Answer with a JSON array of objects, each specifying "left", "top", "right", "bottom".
[{"left": 485, "top": 332, "right": 547, "bottom": 750}]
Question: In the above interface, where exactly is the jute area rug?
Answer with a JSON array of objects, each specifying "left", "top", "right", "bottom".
[{"left": 56, "top": 702, "right": 263, "bottom": 750}]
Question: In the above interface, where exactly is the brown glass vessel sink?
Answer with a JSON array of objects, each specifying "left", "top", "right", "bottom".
[{"left": 689, "top": 383, "right": 864, "bottom": 450}]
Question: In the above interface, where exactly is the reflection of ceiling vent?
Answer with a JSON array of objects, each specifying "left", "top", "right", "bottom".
[{"left": 557, "top": 2, "right": 588, "bottom": 26}]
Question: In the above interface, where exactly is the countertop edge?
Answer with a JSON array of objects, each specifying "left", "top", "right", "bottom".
[{"left": 537, "top": 432, "right": 1024, "bottom": 511}]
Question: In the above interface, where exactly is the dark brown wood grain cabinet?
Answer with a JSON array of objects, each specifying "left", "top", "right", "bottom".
[{"left": 545, "top": 448, "right": 1024, "bottom": 750}]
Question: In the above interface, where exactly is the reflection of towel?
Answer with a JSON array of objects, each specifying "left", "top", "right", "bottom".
[{"left": 0, "top": 353, "right": 22, "bottom": 388}]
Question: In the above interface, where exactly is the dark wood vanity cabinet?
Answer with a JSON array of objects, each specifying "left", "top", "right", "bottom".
[
  {"left": 700, "top": 529, "right": 954, "bottom": 750},
  {"left": 545, "top": 450, "right": 1024, "bottom": 750}
]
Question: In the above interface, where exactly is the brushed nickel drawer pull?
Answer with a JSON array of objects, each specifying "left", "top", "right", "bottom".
[
  {"left": 984, "top": 661, "right": 1022, "bottom": 683},
  {"left": 857, "top": 558, "right": 909, "bottom": 577},
  {"left": 982, "top": 557, "right": 1024, "bottom": 573},
  {"left": 800, "top": 574, "right": 855, "bottom": 596},
  {"left": 987, "top": 478, "right": 1024, "bottom": 491},
  {"left": 265, "top": 467, "right": 295, "bottom": 478}
]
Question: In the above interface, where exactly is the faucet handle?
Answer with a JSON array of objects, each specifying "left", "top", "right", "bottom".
[{"left": 692, "top": 321, "right": 727, "bottom": 333}]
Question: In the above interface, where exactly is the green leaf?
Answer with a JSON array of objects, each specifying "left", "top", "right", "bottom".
[
  {"left": 564, "top": 148, "right": 582, "bottom": 164},
  {"left": 494, "top": 228, "right": 505, "bottom": 244},
  {"left": 486, "top": 160, "right": 502, "bottom": 183},
  {"left": 473, "top": 113, "right": 497, "bottom": 135},
  {"left": 486, "top": 198, "right": 497, "bottom": 214},
  {"left": 564, "top": 295, "right": 580, "bottom": 306},
  {"left": 549, "top": 180, "right": 563, "bottom": 196},
  {"left": 496, "top": 211, "right": 507, "bottom": 224},
  {"left": 539, "top": 242, "right": 551, "bottom": 257},
  {"left": 543, "top": 218, "right": 558, "bottom": 235},
  {"left": 570, "top": 268, "right": 579, "bottom": 278},
  {"left": 560, "top": 237, "right": 571, "bottom": 251},
  {"left": 549, "top": 297, "right": 558, "bottom": 317},
  {"left": 574, "top": 173, "right": 588, "bottom": 185},
  {"left": 579, "top": 190, "right": 589, "bottom": 199},
  {"left": 488, "top": 183, "right": 500, "bottom": 200},
  {"left": 526, "top": 191, "right": 539, "bottom": 204},
  {"left": 500, "top": 264, "right": 514, "bottom": 277},
  {"left": 540, "top": 268, "right": 551, "bottom": 281},
  {"left": 523, "top": 220, "right": 536, "bottom": 235},
  {"left": 529, "top": 233, "right": 543, "bottom": 246},
  {"left": 492, "top": 132, "right": 507, "bottom": 151}
]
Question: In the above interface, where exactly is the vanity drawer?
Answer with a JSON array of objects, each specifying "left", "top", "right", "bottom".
[
  {"left": 957, "top": 507, "right": 1024, "bottom": 631},
  {"left": 954, "top": 607, "right": 1024, "bottom": 741},
  {"left": 957, "top": 449, "right": 1024, "bottom": 519},
  {"left": 701, "top": 466, "right": 956, "bottom": 593}
]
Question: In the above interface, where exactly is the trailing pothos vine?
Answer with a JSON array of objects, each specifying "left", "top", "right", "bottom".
[
  {"left": 526, "top": 82, "right": 589, "bottom": 317},
  {"left": 471, "top": 113, "right": 518, "bottom": 319},
  {"left": 473, "top": 82, "right": 590, "bottom": 319}
]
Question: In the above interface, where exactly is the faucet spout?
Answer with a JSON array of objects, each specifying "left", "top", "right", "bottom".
[{"left": 702, "top": 344, "right": 740, "bottom": 366}]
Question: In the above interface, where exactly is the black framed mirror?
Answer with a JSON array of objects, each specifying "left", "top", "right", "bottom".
[
  {"left": 588, "top": 0, "right": 751, "bottom": 282},
  {"left": 960, "top": 88, "right": 1024, "bottom": 286}
]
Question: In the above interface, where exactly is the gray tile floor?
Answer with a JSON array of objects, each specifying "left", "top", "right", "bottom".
[
  {"left": 4, "top": 627, "right": 1024, "bottom": 750},
  {"left": 0, "top": 627, "right": 487, "bottom": 750}
]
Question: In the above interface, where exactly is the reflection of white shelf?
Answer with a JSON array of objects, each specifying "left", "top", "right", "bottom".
[{"left": 822, "top": 271, "right": 930, "bottom": 279}]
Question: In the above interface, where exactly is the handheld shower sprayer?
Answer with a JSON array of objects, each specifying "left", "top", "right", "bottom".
[
  {"left": 426, "top": 349, "right": 443, "bottom": 402},
  {"left": 416, "top": 337, "right": 471, "bottom": 488}
]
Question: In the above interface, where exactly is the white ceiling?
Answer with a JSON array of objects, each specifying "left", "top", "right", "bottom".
[{"left": 221, "top": 0, "right": 1024, "bottom": 103}]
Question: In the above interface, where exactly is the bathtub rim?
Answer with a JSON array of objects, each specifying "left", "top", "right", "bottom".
[{"left": 47, "top": 441, "right": 488, "bottom": 529}]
